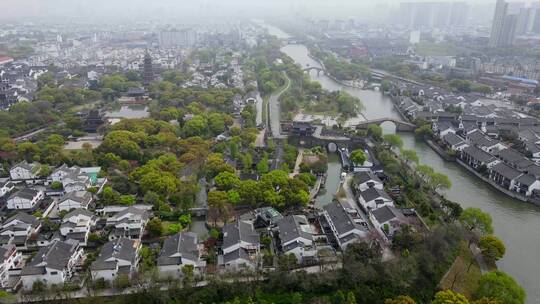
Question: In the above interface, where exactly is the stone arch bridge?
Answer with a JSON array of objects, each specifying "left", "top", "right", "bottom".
[
  {"left": 355, "top": 118, "right": 416, "bottom": 132},
  {"left": 303, "top": 66, "right": 324, "bottom": 76}
]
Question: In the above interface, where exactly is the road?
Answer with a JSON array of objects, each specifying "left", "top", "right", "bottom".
[{"left": 268, "top": 73, "right": 291, "bottom": 139}]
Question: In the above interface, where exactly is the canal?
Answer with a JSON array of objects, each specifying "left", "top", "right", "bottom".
[{"left": 278, "top": 41, "right": 540, "bottom": 303}]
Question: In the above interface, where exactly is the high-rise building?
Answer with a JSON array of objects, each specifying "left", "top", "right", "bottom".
[
  {"left": 397, "top": 2, "right": 469, "bottom": 30},
  {"left": 515, "top": 7, "right": 532, "bottom": 35},
  {"left": 532, "top": 8, "right": 540, "bottom": 33},
  {"left": 142, "top": 52, "right": 154, "bottom": 87},
  {"left": 501, "top": 14, "right": 518, "bottom": 46},
  {"left": 489, "top": 0, "right": 510, "bottom": 47},
  {"left": 158, "top": 29, "right": 197, "bottom": 49}
]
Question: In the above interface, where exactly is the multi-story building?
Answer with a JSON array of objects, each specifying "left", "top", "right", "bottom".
[
  {"left": 0, "top": 244, "right": 21, "bottom": 288},
  {"left": 90, "top": 238, "right": 141, "bottom": 281},
  {"left": 157, "top": 232, "right": 205, "bottom": 278},
  {"left": 20, "top": 240, "right": 84, "bottom": 289}
]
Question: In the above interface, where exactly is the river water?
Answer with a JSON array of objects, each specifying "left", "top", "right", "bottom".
[{"left": 278, "top": 41, "right": 540, "bottom": 303}]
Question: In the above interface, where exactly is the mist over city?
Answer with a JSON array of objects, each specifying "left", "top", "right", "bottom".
[{"left": 0, "top": 1, "right": 539, "bottom": 304}]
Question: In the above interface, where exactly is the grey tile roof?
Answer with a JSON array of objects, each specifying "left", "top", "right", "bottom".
[
  {"left": 113, "top": 206, "right": 149, "bottom": 222},
  {"left": 323, "top": 202, "right": 364, "bottom": 236},
  {"left": 12, "top": 161, "right": 39, "bottom": 173},
  {"left": 157, "top": 232, "right": 199, "bottom": 266},
  {"left": 3, "top": 212, "right": 38, "bottom": 227},
  {"left": 372, "top": 205, "right": 400, "bottom": 224},
  {"left": 222, "top": 220, "right": 259, "bottom": 250},
  {"left": 526, "top": 142, "right": 540, "bottom": 154},
  {"left": 59, "top": 191, "right": 92, "bottom": 206},
  {"left": 443, "top": 133, "right": 465, "bottom": 146},
  {"left": 91, "top": 238, "right": 139, "bottom": 270},
  {"left": 462, "top": 146, "right": 496, "bottom": 163},
  {"left": 64, "top": 208, "right": 94, "bottom": 220},
  {"left": 223, "top": 247, "right": 252, "bottom": 264},
  {"left": 491, "top": 163, "right": 522, "bottom": 180},
  {"left": 496, "top": 148, "right": 525, "bottom": 163},
  {"left": 21, "top": 240, "right": 79, "bottom": 275},
  {"left": 516, "top": 174, "right": 537, "bottom": 187},
  {"left": 352, "top": 171, "right": 382, "bottom": 186},
  {"left": 277, "top": 215, "right": 313, "bottom": 245},
  {"left": 468, "top": 130, "right": 498, "bottom": 148},
  {"left": 9, "top": 188, "right": 39, "bottom": 200},
  {"left": 360, "top": 187, "right": 392, "bottom": 203}
]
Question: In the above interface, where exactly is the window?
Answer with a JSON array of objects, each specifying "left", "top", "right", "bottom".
[{"left": 50, "top": 271, "right": 58, "bottom": 275}]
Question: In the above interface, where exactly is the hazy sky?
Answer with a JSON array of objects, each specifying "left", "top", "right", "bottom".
[{"left": 0, "top": 0, "right": 504, "bottom": 23}]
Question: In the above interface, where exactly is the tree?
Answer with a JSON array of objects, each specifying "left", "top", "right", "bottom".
[
  {"left": 50, "top": 181, "right": 63, "bottom": 190},
  {"left": 478, "top": 235, "right": 506, "bottom": 262},
  {"left": 256, "top": 154, "right": 270, "bottom": 175},
  {"left": 182, "top": 264, "right": 195, "bottom": 287},
  {"left": 140, "top": 171, "right": 177, "bottom": 197},
  {"left": 415, "top": 124, "right": 433, "bottom": 138},
  {"left": 147, "top": 217, "right": 163, "bottom": 237},
  {"left": 17, "top": 142, "right": 40, "bottom": 161},
  {"left": 475, "top": 271, "right": 526, "bottom": 304},
  {"left": 345, "top": 291, "right": 357, "bottom": 304},
  {"left": 384, "top": 295, "right": 416, "bottom": 304},
  {"left": 183, "top": 115, "right": 208, "bottom": 137},
  {"left": 384, "top": 134, "right": 404, "bottom": 149},
  {"left": 214, "top": 171, "right": 240, "bottom": 191},
  {"left": 207, "top": 190, "right": 231, "bottom": 224},
  {"left": 450, "top": 79, "right": 472, "bottom": 93},
  {"left": 460, "top": 208, "right": 494, "bottom": 235},
  {"left": 401, "top": 149, "right": 419, "bottom": 164},
  {"left": 381, "top": 80, "right": 392, "bottom": 92},
  {"left": 429, "top": 172, "right": 452, "bottom": 191},
  {"left": 367, "top": 124, "right": 383, "bottom": 140},
  {"left": 349, "top": 149, "right": 367, "bottom": 166},
  {"left": 432, "top": 290, "right": 469, "bottom": 304}
]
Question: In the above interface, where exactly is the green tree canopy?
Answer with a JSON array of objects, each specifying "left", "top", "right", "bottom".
[
  {"left": 350, "top": 149, "right": 367, "bottom": 166},
  {"left": 432, "top": 290, "right": 469, "bottom": 304},
  {"left": 478, "top": 235, "right": 506, "bottom": 262},
  {"left": 475, "top": 271, "right": 526, "bottom": 304},
  {"left": 214, "top": 171, "right": 241, "bottom": 191},
  {"left": 384, "top": 134, "right": 404, "bottom": 149},
  {"left": 367, "top": 124, "right": 383, "bottom": 140},
  {"left": 460, "top": 207, "right": 494, "bottom": 235},
  {"left": 384, "top": 295, "right": 417, "bottom": 304}
]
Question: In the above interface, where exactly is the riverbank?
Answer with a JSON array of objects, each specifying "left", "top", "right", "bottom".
[
  {"left": 305, "top": 52, "right": 364, "bottom": 89},
  {"left": 275, "top": 36, "right": 540, "bottom": 302}
]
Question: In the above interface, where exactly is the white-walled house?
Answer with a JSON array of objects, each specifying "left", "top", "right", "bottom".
[
  {"left": 6, "top": 188, "right": 44, "bottom": 210},
  {"left": 358, "top": 188, "right": 394, "bottom": 211},
  {"left": 369, "top": 206, "right": 408, "bottom": 243},
  {"left": 0, "top": 213, "right": 41, "bottom": 249},
  {"left": 9, "top": 161, "right": 41, "bottom": 181},
  {"left": 106, "top": 206, "right": 150, "bottom": 241},
  {"left": 352, "top": 171, "right": 384, "bottom": 193},
  {"left": 60, "top": 209, "right": 97, "bottom": 246},
  {"left": 0, "top": 181, "right": 15, "bottom": 198},
  {"left": 220, "top": 220, "right": 260, "bottom": 271},
  {"left": 514, "top": 174, "right": 540, "bottom": 196},
  {"left": 58, "top": 191, "right": 92, "bottom": 211},
  {"left": 90, "top": 238, "right": 141, "bottom": 281},
  {"left": 157, "top": 232, "right": 205, "bottom": 278},
  {"left": 322, "top": 201, "right": 368, "bottom": 250},
  {"left": 50, "top": 164, "right": 92, "bottom": 193},
  {"left": 20, "top": 240, "right": 83, "bottom": 289},
  {"left": 442, "top": 133, "right": 469, "bottom": 152},
  {"left": 0, "top": 244, "right": 22, "bottom": 288},
  {"left": 276, "top": 215, "right": 316, "bottom": 263}
]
